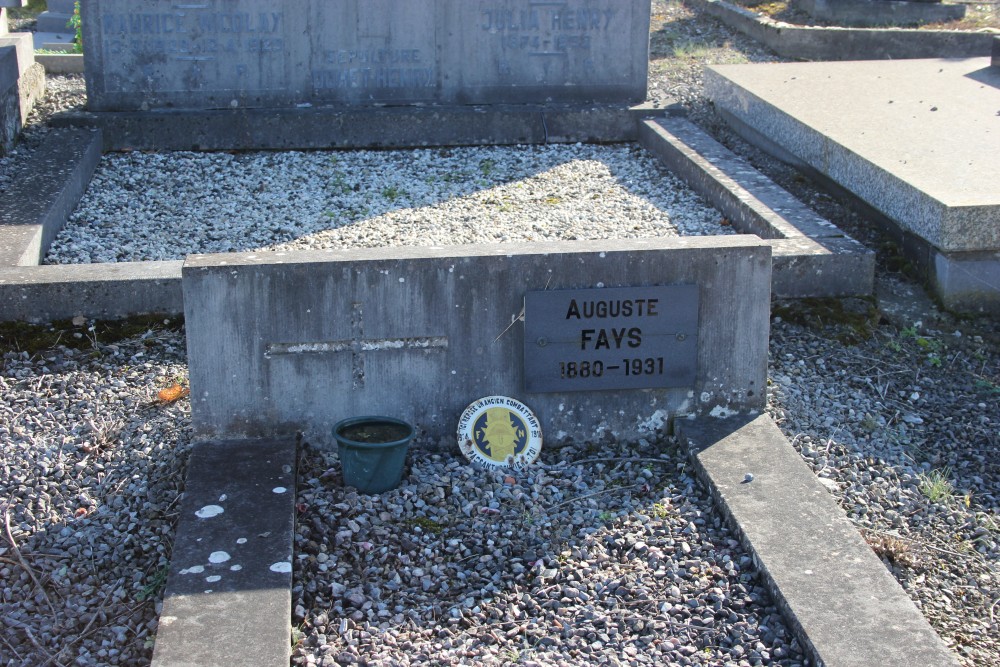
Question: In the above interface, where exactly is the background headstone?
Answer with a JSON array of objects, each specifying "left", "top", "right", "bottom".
[
  {"left": 83, "top": 0, "right": 650, "bottom": 111},
  {"left": 37, "top": 0, "right": 77, "bottom": 34}
]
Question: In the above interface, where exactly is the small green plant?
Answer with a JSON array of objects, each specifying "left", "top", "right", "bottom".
[
  {"left": 291, "top": 624, "right": 305, "bottom": 648},
  {"left": 327, "top": 173, "right": 352, "bottom": 194},
  {"left": 672, "top": 39, "right": 713, "bottom": 59},
  {"left": 136, "top": 566, "right": 169, "bottom": 602},
  {"left": 860, "top": 414, "right": 879, "bottom": 433},
  {"left": 405, "top": 516, "right": 444, "bottom": 534},
  {"left": 650, "top": 502, "right": 671, "bottom": 519},
  {"left": 501, "top": 648, "right": 522, "bottom": 663},
  {"left": 597, "top": 510, "right": 614, "bottom": 523},
  {"left": 918, "top": 467, "right": 954, "bottom": 504},
  {"left": 973, "top": 378, "right": 1000, "bottom": 394},
  {"left": 69, "top": 2, "right": 83, "bottom": 54},
  {"left": 381, "top": 185, "right": 405, "bottom": 202},
  {"left": 479, "top": 159, "right": 496, "bottom": 178}
]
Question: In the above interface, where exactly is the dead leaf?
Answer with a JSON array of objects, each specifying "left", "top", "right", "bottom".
[{"left": 157, "top": 384, "right": 190, "bottom": 403}]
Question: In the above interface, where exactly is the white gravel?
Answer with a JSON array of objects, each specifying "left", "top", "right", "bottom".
[{"left": 44, "top": 144, "right": 731, "bottom": 264}]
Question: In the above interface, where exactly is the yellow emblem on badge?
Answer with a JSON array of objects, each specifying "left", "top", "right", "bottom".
[{"left": 458, "top": 396, "right": 543, "bottom": 469}]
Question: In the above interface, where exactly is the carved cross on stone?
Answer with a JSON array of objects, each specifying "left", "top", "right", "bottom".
[{"left": 264, "top": 302, "right": 448, "bottom": 389}]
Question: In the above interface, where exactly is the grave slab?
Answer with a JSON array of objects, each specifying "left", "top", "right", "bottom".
[
  {"left": 687, "top": 0, "right": 993, "bottom": 61},
  {"left": 83, "top": 0, "right": 650, "bottom": 111},
  {"left": 36, "top": 9, "right": 74, "bottom": 34},
  {"left": 799, "top": 0, "right": 965, "bottom": 27},
  {"left": 151, "top": 438, "right": 296, "bottom": 667},
  {"left": 706, "top": 57, "right": 1000, "bottom": 311},
  {"left": 679, "top": 414, "right": 960, "bottom": 667},
  {"left": 183, "top": 237, "right": 772, "bottom": 447}
]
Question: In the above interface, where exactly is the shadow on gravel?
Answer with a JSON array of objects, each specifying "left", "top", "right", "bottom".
[{"left": 0, "top": 320, "right": 192, "bottom": 667}]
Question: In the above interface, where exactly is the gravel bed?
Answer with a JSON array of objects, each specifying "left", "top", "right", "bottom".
[
  {"left": 767, "top": 307, "right": 1000, "bottom": 667},
  {"left": 292, "top": 437, "right": 804, "bottom": 667},
  {"left": 44, "top": 144, "right": 730, "bottom": 264},
  {"left": 0, "top": 322, "right": 192, "bottom": 666}
]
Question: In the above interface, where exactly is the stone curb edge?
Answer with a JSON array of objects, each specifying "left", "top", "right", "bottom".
[
  {"left": 151, "top": 439, "right": 297, "bottom": 667},
  {"left": 638, "top": 116, "right": 874, "bottom": 299},
  {"left": 678, "top": 414, "right": 960, "bottom": 667}
]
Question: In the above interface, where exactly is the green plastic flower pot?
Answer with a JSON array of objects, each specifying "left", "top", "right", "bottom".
[{"left": 333, "top": 416, "right": 414, "bottom": 494}]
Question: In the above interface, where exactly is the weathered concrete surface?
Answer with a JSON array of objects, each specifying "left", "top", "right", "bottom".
[
  {"left": 52, "top": 103, "right": 656, "bottom": 150},
  {"left": 183, "top": 238, "right": 772, "bottom": 446},
  {"left": 151, "top": 439, "right": 296, "bottom": 667},
  {"left": 705, "top": 57, "right": 1000, "bottom": 310},
  {"left": 638, "top": 117, "right": 874, "bottom": 299},
  {"left": 679, "top": 415, "right": 961, "bottom": 667},
  {"left": 83, "top": 0, "right": 650, "bottom": 111},
  {"left": 0, "top": 127, "right": 101, "bottom": 265},
  {"left": 688, "top": 0, "right": 993, "bottom": 61},
  {"left": 0, "top": 30, "right": 43, "bottom": 154},
  {"left": 0, "top": 261, "right": 184, "bottom": 322},
  {"left": 800, "top": 0, "right": 965, "bottom": 27},
  {"left": 35, "top": 52, "right": 85, "bottom": 74}
]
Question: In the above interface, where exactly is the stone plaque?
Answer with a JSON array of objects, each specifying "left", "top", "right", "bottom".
[
  {"left": 523, "top": 285, "right": 699, "bottom": 393},
  {"left": 82, "top": 0, "right": 650, "bottom": 111}
]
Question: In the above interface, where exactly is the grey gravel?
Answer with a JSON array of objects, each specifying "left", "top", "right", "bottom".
[
  {"left": 0, "top": 323, "right": 192, "bottom": 666},
  {"left": 291, "top": 437, "right": 805, "bottom": 667}
]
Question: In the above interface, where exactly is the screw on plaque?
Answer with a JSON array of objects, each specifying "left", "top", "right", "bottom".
[
  {"left": 536, "top": 337, "right": 548, "bottom": 347},
  {"left": 676, "top": 334, "right": 687, "bottom": 342}
]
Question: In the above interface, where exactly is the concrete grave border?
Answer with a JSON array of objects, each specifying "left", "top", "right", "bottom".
[
  {"left": 0, "top": 108, "right": 873, "bottom": 323},
  {"left": 687, "top": 0, "right": 995, "bottom": 61},
  {"left": 678, "top": 415, "right": 961, "bottom": 667}
]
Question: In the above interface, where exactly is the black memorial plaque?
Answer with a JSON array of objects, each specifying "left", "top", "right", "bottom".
[{"left": 523, "top": 285, "right": 699, "bottom": 393}]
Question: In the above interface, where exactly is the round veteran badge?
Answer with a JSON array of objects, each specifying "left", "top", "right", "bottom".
[{"left": 457, "top": 396, "right": 542, "bottom": 469}]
